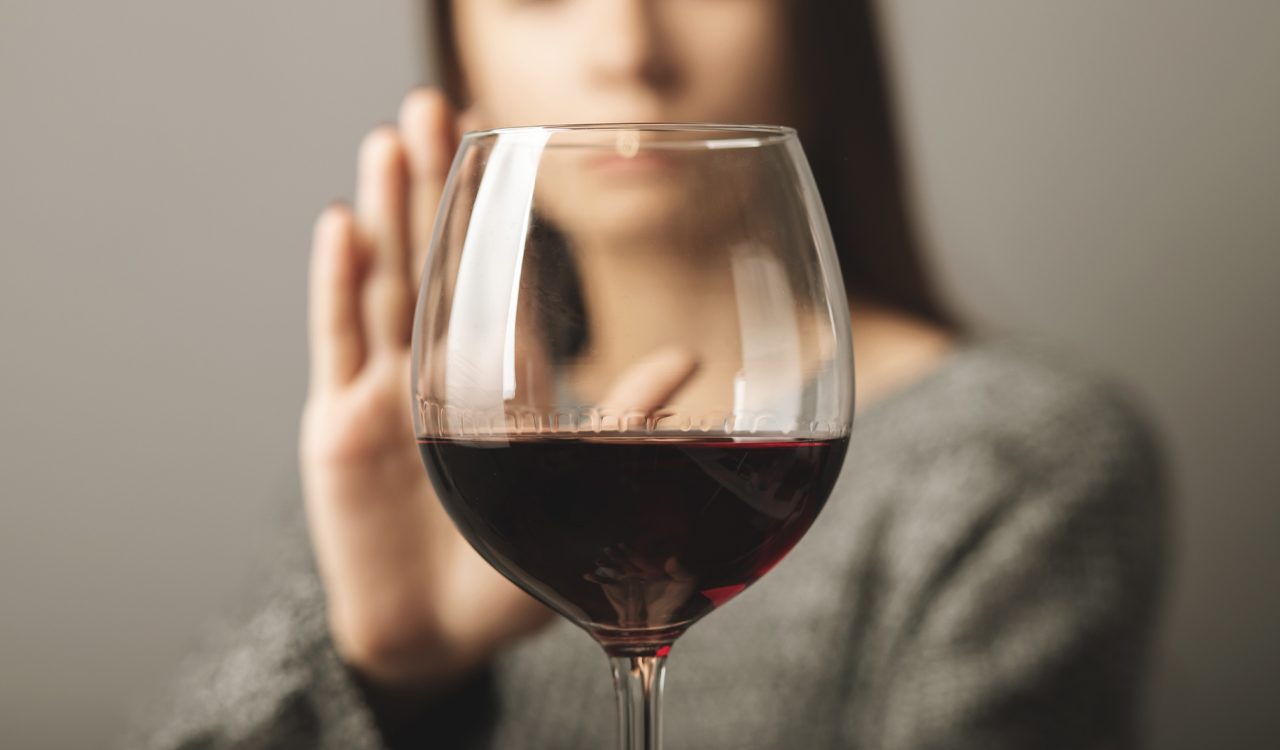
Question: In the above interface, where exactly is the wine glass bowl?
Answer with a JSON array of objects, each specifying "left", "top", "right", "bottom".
[{"left": 412, "top": 123, "right": 853, "bottom": 749}]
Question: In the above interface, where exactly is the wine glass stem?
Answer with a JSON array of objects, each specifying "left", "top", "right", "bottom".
[{"left": 609, "top": 654, "right": 667, "bottom": 750}]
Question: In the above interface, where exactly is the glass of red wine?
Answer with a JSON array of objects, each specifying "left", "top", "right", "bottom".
[{"left": 411, "top": 124, "right": 853, "bottom": 750}]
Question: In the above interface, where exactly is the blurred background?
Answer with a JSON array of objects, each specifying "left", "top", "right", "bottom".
[{"left": 1, "top": 1, "right": 1276, "bottom": 747}]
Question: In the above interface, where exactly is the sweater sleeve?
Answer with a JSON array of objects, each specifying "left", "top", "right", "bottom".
[
  {"left": 130, "top": 524, "right": 497, "bottom": 750},
  {"left": 867, "top": 380, "right": 1167, "bottom": 750}
]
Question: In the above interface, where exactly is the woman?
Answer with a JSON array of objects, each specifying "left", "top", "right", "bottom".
[{"left": 139, "top": 1, "right": 1164, "bottom": 748}]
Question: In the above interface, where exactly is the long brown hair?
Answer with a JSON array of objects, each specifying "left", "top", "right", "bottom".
[{"left": 420, "top": 0, "right": 956, "bottom": 330}]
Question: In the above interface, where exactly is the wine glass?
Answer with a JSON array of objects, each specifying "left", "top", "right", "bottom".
[{"left": 411, "top": 124, "right": 854, "bottom": 750}]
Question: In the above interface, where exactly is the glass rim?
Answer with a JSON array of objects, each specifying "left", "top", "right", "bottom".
[{"left": 460, "top": 122, "right": 797, "bottom": 149}]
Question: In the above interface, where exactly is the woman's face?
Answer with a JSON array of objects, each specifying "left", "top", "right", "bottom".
[
  {"left": 454, "top": 0, "right": 795, "bottom": 128},
  {"left": 452, "top": 0, "right": 798, "bottom": 246}
]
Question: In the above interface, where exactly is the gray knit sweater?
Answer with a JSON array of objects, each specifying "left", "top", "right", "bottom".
[{"left": 134, "top": 342, "right": 1165, "bottom": 749}]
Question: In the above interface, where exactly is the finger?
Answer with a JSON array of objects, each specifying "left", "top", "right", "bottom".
[
  {"left": 399, "top": 89, "right": 458, "bottom": 287},
  {"left": 599, "top": 346, "right": 700, "bottom": 415},
  {"left": 308, "top": 205, "right": 365, "bottom": 392},
  {"left": 355, "top": 127, "right": 413, "bottom": 350}
]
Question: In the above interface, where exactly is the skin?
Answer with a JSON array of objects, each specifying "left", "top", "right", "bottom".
[{"left": 301, "top": 0, "right": 953, "bottom": 715}]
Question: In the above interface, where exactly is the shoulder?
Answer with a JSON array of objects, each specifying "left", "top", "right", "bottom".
[
  {"left": 864, "top": 338, "right": 1162, "bottom": 484},
  {"left": 845, "top": 343, "right": 1169, "bottom": 745},
  {"left": 848, "top": 338, "right": 1167, "bottom": 567}
]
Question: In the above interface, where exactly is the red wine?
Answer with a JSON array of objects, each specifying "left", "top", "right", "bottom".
[{"left": 418, "top": 434, "right": 847, "bottom": 655}]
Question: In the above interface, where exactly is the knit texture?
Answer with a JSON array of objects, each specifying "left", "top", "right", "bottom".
[{"left": 131, "top": 341, "right": 1166, "bottom": 749}]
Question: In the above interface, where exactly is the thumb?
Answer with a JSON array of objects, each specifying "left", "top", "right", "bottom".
[{"left": 598, "top": 346, "right": 700, "bottom": 418}]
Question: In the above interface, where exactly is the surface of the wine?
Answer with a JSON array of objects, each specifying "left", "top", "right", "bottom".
[{"left": 418, "top": 434, "right": 847, "bottom": 654}]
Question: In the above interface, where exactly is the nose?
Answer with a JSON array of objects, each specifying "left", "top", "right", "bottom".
[{"left": 586, "top": 0, "right": 676, "bottom": 92}]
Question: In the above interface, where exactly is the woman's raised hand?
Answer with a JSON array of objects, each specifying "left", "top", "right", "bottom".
[
  {"left": 300, "top": 89, "right": 553, "bottom": 694},
  {"left": 300, "top": 90, "right": 702, "bottom": 699}
]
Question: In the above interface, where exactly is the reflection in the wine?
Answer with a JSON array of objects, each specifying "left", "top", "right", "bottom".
[{"left": 584, "top": 545, "right": 698, "bottom": 630}]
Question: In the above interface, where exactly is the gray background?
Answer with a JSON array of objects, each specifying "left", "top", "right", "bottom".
[{"left": 1, "top": 1, "right": 1276, "bottom": 747}]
